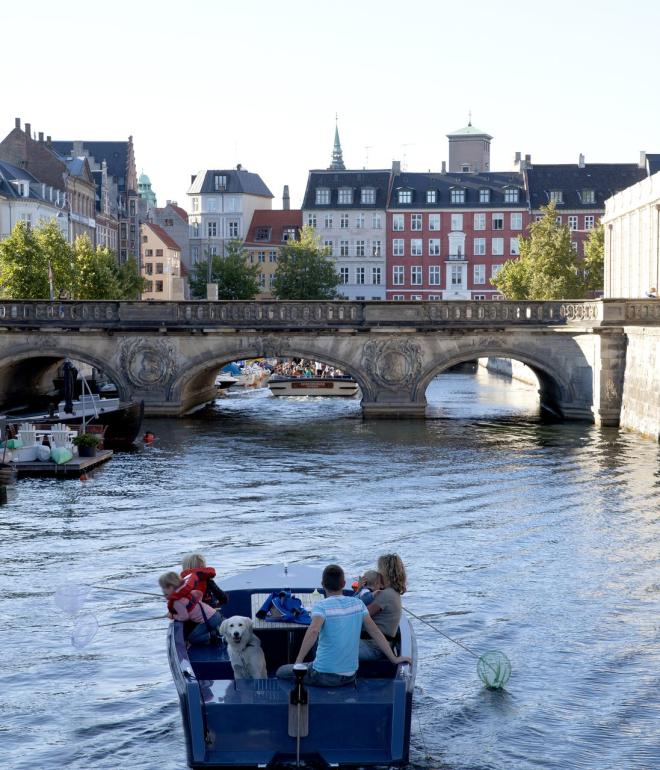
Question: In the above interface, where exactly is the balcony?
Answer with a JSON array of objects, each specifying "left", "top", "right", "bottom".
[{"left": 446, "top": 253, "right": 467, "bottom": 261}]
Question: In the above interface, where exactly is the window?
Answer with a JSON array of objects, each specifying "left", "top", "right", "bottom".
[
  {"left": 398, "top": 190, "right": 412, "bottom": 204},
  {"left": 155, "top": 280, "right": 164, "bottom": 292},
  {"left": 258, "top": 251, "right": 266, "bottom": 262},
  {"left": 191, "top": 197, "right": 199, "bottom": 212},
  {"left": 393, "top": 214, "right": 404, "bottom": 231},
  {"left": 428, "top": 294, "right": 442, "bottom": 300},
  {"left": 429, "top": 214, "right": 440, "bottom": 231},
  {"left": 492, "top": 213, "right": 504, "bottom": 230},
  {"left": 338, "top": 188, "right": 353, "bottom": 204},
  {"left": 324, "top": 239, "right": 333, "bottom": 254},
  {"left": 282, "top": 227, "right": 297, "bottom": 242},
  {"left": 392, "top": 238, "right": 404, "bottom": 256},
  {"left": 361, "top": 187, "right": 376, "bottom": 204},
  {"left": 411, "top": 239, "right": 423, "bottom": 256},
  {"left": 492, "top": 264, "right": 503, "bottom": 277},
  {"left": 429, "top": 265, "right": 440, "bottom": 285},
  {"left": 510, "top": 237, "right": 520, "bottom": 256},
  {"left": 535, "top": 214, "right": 543, "bottom": 222},
  {"left": 372, "top": 240, "right": 382, "bottom": 257},
  {"left": 426, "top": 190, "right": 437, "bottom": 204},
  {"left": 209, "top": 246, "right": 218, "bottom": 256},
  {"left": 585, "top": 215, "right": 595, "bottom": 230},
  {"left": 410, "top": 295, "right": 422, "bottom": 301},
  {"left": 549, "top": 190, "right": 563, "bottom": 204},
  {"left": 372, "top": 266, "right": 381, "bottom": 284},
  {"left": 511, "top": 212, "right": 523, "bottom": 230},
  {"left": 461, "top": 164, "right": 471, "bottom": 173},
  {"left": 555, "top": 216, "right": 562, "bottom": 225},
  {"left": 207, "top": 221, "right": 217, "bottom": 237},
  {"left": 492, "top": 238, "right": 504, "bottom": 256},
  {"left": 411, "top": 266, "right": 422, "bottom": 285},
  {"left": 581, "top": 189, "right": 595, "bottom": 204},
  {"left": 144, "top": 249, "right": 153, "bottom": 257},
  {"left": 269, "top": 251, "right": 277, "bottom": 262},
  {"left": 568, "top": 215, "right": 578, "bottom": 230},
  {"left": 144, "top": 263, "right": 153, "bottom": 275},
  {"left": 411, "top": 214, "right": 422, "bottom": 231},
  {"left": 324, "top": 213, "right": 333, "bottom": 228},
  {"left": 155, "top": 262, "right": 164, "bottom": 274},
  {"left": 356, "top": 296, "right": 365, "bottom": 301},
  {"left": 207, "top": 198, "right": 217, "bottom": 212},
  {"left": 504, "top": 188, "right": 519, "bottom": 203},
  {"left": 340, "top": 213, "right": 349, "bottom": 228},
  {"left": 479, "top": 189, "right": 490, "bottom": 203},
  {"left": 316, "top": 188, "right": 330, "bottom": 205},
  {"left": 474, "top": 264, "right": 486, "bottom": 284},
  {"left": 258, "top": 273, "right": 266, "bottom": 288},
  {"left": 269, "top": 274, "right": 276, "bottom": 288},
  {"left": 142, "top": 235, "right": 148, "bottom": 243},
  {"left": 450, "top": 188, "right": 465, "bottom": 204},
  {"left": 429, "top": 238, "right": 440, "bottom": 256},
  {"left": 356, "top": 240, "right": 365, "bottom": 257},
  {"left": 474, "top": 213, "right": 486, "bottom": 230},
  {"left": 339, "top": 267, "right": 349, "bottom": 284},
  {"left": 450, "top": 213, "right": 463, "bottom": 231},
  {"left": 473, "top": 238, "right": 486, "bottom": 256},
  {"left": 164, "top": 218, "right": 174, "bottom": 227},
  {"left": 372, "top": 213, "right": 382, "bottom": 229},
  {"left": 393, "top": 266, "right": 404, "bottom": 285},
  {"left": 392, "top": 294, "right": 405, "bottom": 301},
  {"left": 255, "top": 226, "right": 271, "bottom": 241},
  {"left": 191, "top": 246, "right": 199, "bottom": 261},
  {"left": 307, "top": 213, "right": 317, "bottom": 227},
  {"left": 213, "top": 174, "right": 227, "bottom": 191},
  {"left": 228, "top": 220, "right": 239, "bottom": 238},
  {"left": 145, "top": 280, "right": 153, "bottom": 292},
  {"left": 356, "top": 213, "right": 365, "bottom": 228},
  {"left": 450, "top": 265, "right": 464, "bottom": 287},
  {"left": 340, "top": 240, "right": 349, "bottom": 257},
  {"left": 356, "top": 267, "right": 365, "bottom": 284},
  {"left": 572, "top": 241, "right": 579, "bottom": 253}
]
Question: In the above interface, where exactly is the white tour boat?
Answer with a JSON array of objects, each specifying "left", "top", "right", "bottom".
[{"left": 268, "top": 376, "right": 359, "bottom": 397}]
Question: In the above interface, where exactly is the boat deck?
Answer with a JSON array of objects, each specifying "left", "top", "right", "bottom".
[{"left": 13, "top": 449, "right": 113, "bottom": 477}]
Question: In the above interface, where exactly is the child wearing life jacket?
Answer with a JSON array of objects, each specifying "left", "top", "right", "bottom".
[
  {"left": 354, "top": 570, "right": 383, "bottom": 606},
  {"left": 159, "top": 571, "right": 221, "bottom": 645},
  {"left": 180, "top": 553, "right": 228, "bottom": 609}
]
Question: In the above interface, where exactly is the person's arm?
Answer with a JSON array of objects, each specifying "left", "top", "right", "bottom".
[
  {"left": 295, "top": 615, "right": 324, "bottom": 664},
  {"left": 362, "top": 614, "right": 411, "bottom": 665},
  {"left": 367, "top": 601, "right": 382, "bottom": 617},
  {"left": 207, "top": 579, "right": 228, "bottom": 606},
  {"left": 171, "top": 598, "right": 189, "bottom": 622}
]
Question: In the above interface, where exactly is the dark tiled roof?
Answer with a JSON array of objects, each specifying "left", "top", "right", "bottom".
[
  {"left": 646, "top": 154, "right": 660, "bottom": 176},
  {"left": 302, "top": 169, "right": 391, "bottom": 209},
  {"left": 388, "top": 171, "right": 526, "bottom": 209},
  {"left": 50, "top": 140, "right": 129, "bottom": 185},
  {"left": 245, "top": 209, "right": 303, "bottom": 245},
  {"left": 0, "top": 160, "right": 54, "bottom": 202},
  {"left": 143, "top": 222, "right": 181, "bottom": 252},
  {"left": 188, "top": 169, "right": 273, "bottom": 197},
  {"left": 525, "top": 164, "right": 647, "bottom": 210}
]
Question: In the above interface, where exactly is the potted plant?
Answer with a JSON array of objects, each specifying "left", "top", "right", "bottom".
[{"left": 73, "top": 432, "right": 101, "bottom": 458}]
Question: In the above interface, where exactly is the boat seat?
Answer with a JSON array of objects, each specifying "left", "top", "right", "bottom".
[
  {"left": 188, "top": 643, "right": 234, "bottom": 680},
  {"left": 357, "top": 659, "right": 398, "bottom": 679}
]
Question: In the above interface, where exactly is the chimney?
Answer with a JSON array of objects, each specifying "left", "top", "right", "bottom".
[
  {"left": 236, "top": 163, "right": 242, "bottom": 171},
  {"left": 14, "top": 117, "right": 20, "bottom": 129},
  {"left": 441, "top": 160, "right": 447, "bottom": 174},
  {"left": 514, "top": 151, "right": 521, "bottom": 170},
  {"left": 392, "top": 160, "right": 401, "bottom": 175},
  {"left": 25, "top": 122, "right": 31, "bottom": 138},
  {"left": 639, "top": 150, "right": 647, "bottom": 169},
  {"left": 282, "top": 185, "right": 290, "bottom": 210},
  {"left": 46, "top": 135, "right": 51, "bottom": 144},
  {"left": 524, "top": 154, "right": 532, "bottom": 168},
  {"left": 38, "top": 131, "right": 44, "bottom": 143},
  {"left": 578, "top": 153, "right": 585, "bottom": 168}
]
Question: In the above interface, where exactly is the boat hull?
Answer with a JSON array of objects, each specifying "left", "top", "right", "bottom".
[{"left": 269, "top": 377, "right": 359, "bottom": 398}]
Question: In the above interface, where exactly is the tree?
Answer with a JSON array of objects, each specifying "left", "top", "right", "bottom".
[
  {"left": 116, "top": 256, "right": 147, "bottom": 300},
  {"left": 188, "top": 240, "right": 260, "bottom": 299},
  {"left": 273, "top": 225, "right": 339, "bottom": 300},
  {"left": 0, "top": 220, "right": 49, "bottom": 298},
  {"left": 34, "top": 219, "right": 75, "bottom": 297},
  {"left": 582, "top": 223, "right": 604, "bottom": 294},
  {"left": 492, "top": 203, "right": 585, "bottom": 300},
  {"left": 73, "top": 235, "right": 121, "bottom": 299}
]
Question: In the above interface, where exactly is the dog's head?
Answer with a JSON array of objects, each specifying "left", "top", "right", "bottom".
[{"left": 219, "top": 615, "right": 253, "bottom": 645}]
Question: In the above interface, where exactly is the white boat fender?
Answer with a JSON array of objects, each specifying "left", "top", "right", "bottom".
[{"left": 288, "top": 663, "right": 309, "bottom": 760}]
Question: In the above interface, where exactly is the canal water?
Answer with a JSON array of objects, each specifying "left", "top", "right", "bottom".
[{"left": 2, "top": 369, "right": 659, "bottom": 770}]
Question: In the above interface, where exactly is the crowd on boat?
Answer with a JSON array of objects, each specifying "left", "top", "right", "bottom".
[
  {"left": 159, "top": 552, "right": 410, "bottom": 687},
  {"left": 272, "top": 359, "right": 347, "bottom": 379}
]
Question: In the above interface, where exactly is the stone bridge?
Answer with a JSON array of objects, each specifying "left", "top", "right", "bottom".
[{"left": 0, "top": 299, "right": 659, "bottom": 430}]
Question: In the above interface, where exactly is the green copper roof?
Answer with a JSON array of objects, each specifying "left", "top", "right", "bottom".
[{"left": 447, "top": 123, "right": 492, "bottom": 139}]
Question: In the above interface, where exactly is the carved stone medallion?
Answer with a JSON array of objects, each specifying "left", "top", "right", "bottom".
[
  {"left": 119, "top": 338, "right": 178, "bottom": 389},
  {"left": 362, "top": 337, "right": 422, "bottom": 390}
]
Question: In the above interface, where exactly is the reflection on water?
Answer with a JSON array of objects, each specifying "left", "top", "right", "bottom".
[{"left": 1, "top": 370, "right": 659, "bottom": 770}]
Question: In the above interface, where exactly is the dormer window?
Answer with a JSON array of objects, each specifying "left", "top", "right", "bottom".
[
  {"left": 581, "top": 189, "right": 595, "bottom": 204},
  {"left": 549, "top": 190, "right": 563, "bottom": 204},
  {"left": 479, "top": 188, "right": 490, "bottom": 203},
  {"left": 213, "top": 174, "right": 227, "bottom": 191},
  {"left": 282, "top": 227, "right": 297, "bottom": 242},
  {"left": 360, "top": 187, "right": 375, "bottom": 204},
  {"left": 504, "top": 188, "right": 519, "bottom": 203},
  {"left": 338, "top": 187, "right": 353, "bottom": 205},
  {"left": 450, "top": 188, "right": 465, "bottom": 204},
  {"left": 426, "top": 190, "right": 437, "bottom": 204},
  {"left": 398, "top": 189, "right": 412, "bottom": 204},
  {"left": 13, "top": 180, "right": 29, "bottom": 197},
  {"left": 254, "top": 226, "right": 271, "bottom": 241},
  {"left": 315, "top": 187, "right": 330, "bottom": 205},
  {"left": 461, "top": 164, "right": 471, "bottom": 173}
]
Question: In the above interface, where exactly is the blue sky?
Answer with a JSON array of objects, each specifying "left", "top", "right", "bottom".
[{"left": 3, "top": 0, "right": 658, "bottom": 209}]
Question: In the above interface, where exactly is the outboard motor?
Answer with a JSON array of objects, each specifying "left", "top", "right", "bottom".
[{"left": 288, "top": 664, "right": 309, "bottom": 767}]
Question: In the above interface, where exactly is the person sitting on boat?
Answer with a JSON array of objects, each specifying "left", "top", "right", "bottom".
[
  {"left": 353, "top": 570, "right": 383, "bottom": 607},
  {"left": 159, "top": 571, "right": 222, "bottom": 645},
  {"left": 277, "top": 564, "right": 410, "bottom": 687},
  {"left": 359, "top": 554, "right": 406, "bottom": 661},
  {"left": 180, "top": 553, "right": 228, "bottom": 609}
]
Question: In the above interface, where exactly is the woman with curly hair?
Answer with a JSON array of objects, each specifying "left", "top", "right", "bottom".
[{"left": 358, "top": 553, "right": 407, "bottom": 661}]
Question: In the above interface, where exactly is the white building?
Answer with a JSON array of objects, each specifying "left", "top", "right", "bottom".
[
  {"left": 187, "top": 165, "right": 273, "bottom": 264},
  {"left": 0, "top": 160, "right": 68, "bottom": 240},
  {"left": 602, "top": 163, "right": 660, "bottom": 298}
]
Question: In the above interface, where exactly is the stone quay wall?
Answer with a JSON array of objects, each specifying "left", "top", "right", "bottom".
[{"left": 620, "top": 326, "right": 660, "bottom": 440}]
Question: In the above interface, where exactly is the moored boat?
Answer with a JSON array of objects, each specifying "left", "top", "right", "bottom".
[
  {"left": 167, "top": 563, "right": 416, "bottom": 769},
  {"left": 268, "top": 376, "right": 359, "bottom": 398}
]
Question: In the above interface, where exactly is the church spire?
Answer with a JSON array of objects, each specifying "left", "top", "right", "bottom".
[{"left": 328, "top": 115, "right": 345, "bottom": 170}]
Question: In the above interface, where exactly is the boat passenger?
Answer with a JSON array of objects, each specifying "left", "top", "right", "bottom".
[
  {"left": 181, "top": 553, "right": 228, "bottom": 609},
  {"left": 159, "top": 571, "right": 222, "bottom": 644},
  {"left": 354, "top": 570, "right": 383, "bottom": 606},
  {"left": 359, "top": 554, "right": 407, "bottom": 661},
  {"left": 277, "top": 564, "right": 410, "bottom": 687}
]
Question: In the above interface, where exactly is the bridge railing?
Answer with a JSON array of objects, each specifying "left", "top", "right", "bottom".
[{"left": 0, "top": 299, "right": 653, "bottom": 329}]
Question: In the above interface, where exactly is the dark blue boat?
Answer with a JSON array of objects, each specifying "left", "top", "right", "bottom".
[{"left": 167, "top": 563, "right": 417, "bottom": 769}]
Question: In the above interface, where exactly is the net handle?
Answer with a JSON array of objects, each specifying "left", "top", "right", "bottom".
[{"left": 403, "top": 606, "right": 480, "bottom": 659}]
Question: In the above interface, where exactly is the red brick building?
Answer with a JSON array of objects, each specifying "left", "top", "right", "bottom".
[{"left": 244, "top": 209, "right": 302, "bottom": 298}]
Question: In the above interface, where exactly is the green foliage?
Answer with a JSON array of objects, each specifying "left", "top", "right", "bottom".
[
  {"left": 189, "top": 239, "right": 260, "bottom": 299},
  {"left": 72, "top": 431, "right": 101, "bottom": 447},
  {"left": 0, "top": 220, "right": 49, "bottom": 298},
  {"left": 73, "top": 236, "right": 121, "bottom": 299},
  {"left": 582, "top": 223, "right": 604, "bottom": 294},
  {"left": 116, "top": 256, "right": 147, "bottom": 300},
  {"left": 273, "top": 225, "right": 339, "bottom": 300},
  {"left": 492, "top": 203, "right": 585, "bottom": 300}
]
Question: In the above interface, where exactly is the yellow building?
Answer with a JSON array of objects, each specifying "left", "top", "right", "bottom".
[
  {"left": 244, "top": 209, "right": 302, "bottom": 299},
  {"left": 140, "top": 222, "right": 185, "bottom": 300}
]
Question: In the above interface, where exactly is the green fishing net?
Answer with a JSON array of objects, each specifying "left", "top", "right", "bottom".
[{"left": 477, "top": 651, "right": 511, "bottom": 689}]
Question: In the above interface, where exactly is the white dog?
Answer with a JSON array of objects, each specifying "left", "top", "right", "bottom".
[{"left": 219, "top": 616, "right": 268, "bottom": 679}]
